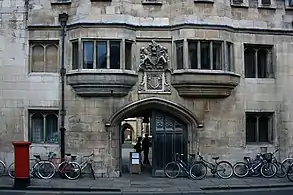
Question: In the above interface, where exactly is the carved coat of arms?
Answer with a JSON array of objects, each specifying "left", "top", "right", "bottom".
[{"left": 138, "top": 41, "right": 170, "bottom": 93}]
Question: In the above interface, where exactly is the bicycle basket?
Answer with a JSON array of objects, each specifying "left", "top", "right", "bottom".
[{"left": 262, "top": 153, "right": 273, "bottom": 163}]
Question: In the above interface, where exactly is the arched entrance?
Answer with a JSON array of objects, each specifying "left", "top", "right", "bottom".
[
  {"left": 120, "top": 123, "right": 134, "bottom": 144},
  {"left": 106, "top": 97, "right": 200, "bottom": 177}
]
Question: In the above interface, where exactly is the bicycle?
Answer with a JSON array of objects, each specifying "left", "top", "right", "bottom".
[
  {"left": 0, "top": 160, "right": 6, "bottom": 176},
  {"left": 286, "top": 162, "right": 293, "bottom": 182},
  {"left": 164, "top": 153, "right": 197, "bottom": 179},
  {"left": 189, "top": 153, "right": 233, "bottom": 180},
  {"left": 8, "top": 154, "right": 43, "bottom": 179},
  {"left": 37, "top": 152, "right": 79, "bottom": 180},
  {"left": 233, "top": 153, "right": 277, "bottom": 178},
  {"left": 70, "top": 153, "right": 95, "bottom": 180},
  {"left": 270, "top": 149, "right": 287, "bottom": 178}
]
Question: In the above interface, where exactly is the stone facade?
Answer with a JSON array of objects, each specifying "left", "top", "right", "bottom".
[{"left": 1, "top": 0, "right": 293, "bottom": 177}]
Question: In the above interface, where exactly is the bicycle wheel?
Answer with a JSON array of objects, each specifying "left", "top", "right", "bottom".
[
  {"left": 37, "top": 161, "right": 56, "bottom": 179},
  {"left": 260, "top": 163, "right": 277, "bottom": 178},
  {"left": 63, "top": 162, "right": 81, "bottom": 180},
  {"left": 216, "top": 161, "right": 233, "bottom": 179},
  {"left": 164, "top": 161, "right": 180, "bottom": 179},
  {"left": 282, "top": 158, "right": 293, "bottom": 172},
  {"left": 233, "top": 162, "right": 249, "bottom": 178},
  {"left": 0, "top": 160, "right": 6, "bottom": 176},
  {"left": 189, "top": 162, "right": 207, "bottom": 180},
  {"left": 7, "top": 162, "right": 15, "bottom": 178},
  {"left": 31, "top": 161, "right": 44, "bottom": 178},
  {"left": 274, "top": 161, "right": 286, "bottom": 178},
  {"left": 287, "top": 163, "right": 293, "bottom": 182}
]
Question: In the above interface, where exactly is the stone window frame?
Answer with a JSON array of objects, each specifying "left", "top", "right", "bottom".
[
  {"left": 285, "top": 0, "right": 293, "bottom": 10},
  {"left": 174, "top": 39, "right": 234, "bottom": 72},
  {"left": 142, "top": 0, "right": 163, "bottom": 5},
  {"left": 230, "top": 0, "right": 249, "bottom": 8},
  {"left": 29, "top": 40, "right": 59, "bottom": 73},
  {"left": 71, "top": 39, "right": 133, "bottom": 70},
  {"left": 244, "top": 44, "right": 274, "bottom": 79},
  {"left": 245, "top": 112, "right": 274, "bottom": 144},
  {"left": 28, "top": 110, "right": 59, "bottom": 144},
  {"left": 257, "top": 0, "right": 277, "bottom": 9}
]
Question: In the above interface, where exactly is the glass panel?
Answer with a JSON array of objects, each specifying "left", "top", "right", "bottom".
[
  {"left": 213, "top": 42, "right": 222, "bottom": 70},
  {"left": 96, "top": 41, "right": 107, "bottom": 69},
  {"left": 72, "top": 42, "right": 79, "bottom": 70},
  {"left": 257, "top": 49, "right": 268, "bottom": 78},
  {"left": 200, "top": 41, "right": 210, "bottom": 69},
  {"left": 45, "top": 114, "right": 59, "bottom": 144},
  {"left": 31, "top": 113, "right": 44, "bottom": 143},
  {"left": 83, "top": 41, "right": 94, "bottom": 69},
  {"left": 176, "top": 41, "right": 183, "bottom": 69},
  {"left": 246, "top": 115, "right": 257, "bottom": 143},
  {"left": 244, "top": 48, "right": 256, "bottom": 78},
  {"left": 110, "top": 41, "right": 121, "bottom": 69},
  {"left": 226, "top": 43, "right": 232, "bottom": 71},
  {"left": 259, "top": 116, "right": 269, "bottom": 142},
  {"left": 188, "top": 41, "right": 198, "bottom": 69},
  {"left": 45, "top": 44, "right": 58, "bottom": 72},
  {"left": 125, "top": 42, "right": 132, "bottom": 70},
  {"left": 31, "top": 45, "right": 44, "bottom": 72}
]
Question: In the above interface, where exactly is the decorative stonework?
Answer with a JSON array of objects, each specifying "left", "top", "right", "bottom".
[{"left": 138, "top": 40, "right": 171, "bottom": 93}]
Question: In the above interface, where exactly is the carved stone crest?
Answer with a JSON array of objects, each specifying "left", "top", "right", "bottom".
[{"left": 138, "top": 40, "right": 171, "bottom": 93}]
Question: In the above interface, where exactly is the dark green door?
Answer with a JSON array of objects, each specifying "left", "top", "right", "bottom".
[{"left": 151, "top": 110, "right": 187, "bottom": 177}]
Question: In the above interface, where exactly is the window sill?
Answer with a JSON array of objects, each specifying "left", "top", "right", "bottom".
[
  {"left": 51, "top": 0, "right": 72, "bottom": 5},
  {"left": 257, "top": 5, "right": 277, "bottom": 10},
  {"left": 67, "top": 69, "right": 138, "bottom": 97},
  {"left": 30, "top": 143, "right": 60, "bottom": 147},
  {"left": 171, "top": 69, "right": 240, "bottom": 98},
  {"left": 231, "top": 3, "right": 249, "bottom": 8},
  {"left": 285, "top": 6, "right": 293, "bottom": 11},
  {"left": 28, "top": 72, "right": 59, "bottom": 77},
  {"left": 245, "top": 78, "right": 275, "bottom": 84},
  {"left": 142, "top": 0, "right": 163, "bottom": 5},
  {"left": 194, "top": 0, "right": 214, "bottom": 3},
  {"left": 245, "top": 143, "right": 274, "bottom": 147}
]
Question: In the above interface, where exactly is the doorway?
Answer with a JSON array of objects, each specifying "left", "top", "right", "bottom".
[{"left": 119, "top": 109, "right": 187, "bottom": 177}]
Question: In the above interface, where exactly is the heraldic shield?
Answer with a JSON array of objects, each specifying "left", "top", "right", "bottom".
[{"left": 138, "top": 40, "right": 170, "bottom": 93}]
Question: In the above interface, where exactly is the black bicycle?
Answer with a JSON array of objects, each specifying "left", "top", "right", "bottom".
[
  {"left": 189, "top": 153, "right": 233, "bottom": 180},
  {"left": 164, "top": 153, "right": 196, "bottom": 179}
]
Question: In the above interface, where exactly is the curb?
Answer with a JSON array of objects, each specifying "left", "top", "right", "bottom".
[
  {"left": 0, "top": 185, "right": 121, "bottom": 192},
  {"left": 201, "top": 183, "right": 293, "bottom": 190}
]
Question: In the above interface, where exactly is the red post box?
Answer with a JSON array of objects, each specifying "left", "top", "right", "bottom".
[{"left": 12, "top": 141, "right": 31, "bottom": 189}]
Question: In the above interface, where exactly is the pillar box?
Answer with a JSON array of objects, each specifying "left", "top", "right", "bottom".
[{"left": 12, "top": 141, "right": 31, "bottom": 189}]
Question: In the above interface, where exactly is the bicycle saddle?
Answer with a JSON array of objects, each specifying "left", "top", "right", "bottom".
[
  {"left": 71, "top": 155, "right": 77, "bottom": 160},
  {"left": 244, "top": 156, "right": 250, "bottom": 160},
  {"left": 65, "top": 153, "right": 71, "bottom": 156},
  {"left": 189, "top": 154, "right": 196, "bottom": 158},
  {"left": 33, "top": 155, "right": 41, "bottom": 159},
  {"left": 212, "top": 157, "right": 219, "bottom": 160}
]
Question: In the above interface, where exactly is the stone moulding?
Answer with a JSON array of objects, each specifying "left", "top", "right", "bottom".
[
  {"left": 171, "top": 70, "right": 240, "bottom": 98},
  {"left": 66, "top": 70, "right": 138, "bottom": 97}
]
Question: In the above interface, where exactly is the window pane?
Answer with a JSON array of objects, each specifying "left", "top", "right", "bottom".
[
  {"left": 72, "top": 42, "right": 79, "bottom": 70},
  {"left": 31, "top": 113, "right": 44, "bottom": 143},
  {"left": 244, "top": 48, "right": 256, "bottom": 78},
  {"left": 45, "top": 114, "right": 59, "bottom": 144},
  {"left": 176, "top": 42, "right": 183, "bottom": 69},
  {"left": 259, "top": 116, "right": 269, "bottom": 142},
  {"left": 110, "top": 41, "right": 121, "bottom": 69},
  {"left": 226, "top": 43, "right": 232, "bottom": 71},
  {"left": 125, "top": 42, "right": 132, "bottom": 70},
  {"left": 188, "top": 41, "right": 198, "bottom": 69},
  {"left": 200, "top": 41, "right": 210, "bottom": 69},
  {"left": 213, "top": 42, "right": 222, "bottom": 70},
  {"left": 257, "top": 49, "right": 268, "bottom": 78},
  {"left": 97, "top": 41, "right": 107, "bottom": 69},
  {"left": 31, "top": 45, "right": 44, "bottom": 72},
  {"left": 246, "top": 115, "right": 257, "bottom": 143},
  {"left": 83, "top": 41, "right": 94, "bottom": 69},
  {"left": 45, "top": 44, "right": 58, "bottom": 72}
]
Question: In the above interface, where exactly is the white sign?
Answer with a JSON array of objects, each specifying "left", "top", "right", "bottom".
[
  {"left": 132, "top": 153, "right": 139, "bottom": 159},
  {"left": 132, "top": 159, "right": 140, "bottom": 165}
]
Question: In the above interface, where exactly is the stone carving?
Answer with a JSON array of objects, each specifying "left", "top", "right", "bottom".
[{"left": 138, "top": 40, "right": 170, "bottom": 93}]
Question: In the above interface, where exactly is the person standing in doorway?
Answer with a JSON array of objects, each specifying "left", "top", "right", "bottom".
[
  {"left": 134, "top": 137, "right": 142, "bottom": 153},
  {"left": 142, "top": 134, "right": 151, "bottom": 165}
]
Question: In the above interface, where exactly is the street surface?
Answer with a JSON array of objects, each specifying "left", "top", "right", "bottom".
[{"left": 0, "top": 187, "right": 293, "bottom": 194}]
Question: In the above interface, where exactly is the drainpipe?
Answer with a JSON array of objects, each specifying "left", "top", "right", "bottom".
[{"left": 58, "top": 13, "right": 69, "bottom": 161}]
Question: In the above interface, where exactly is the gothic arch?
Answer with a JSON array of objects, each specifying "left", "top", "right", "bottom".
[
  {"left": 106, "top": 97, "right": 201, "bottom": 127},
  {"left": 120, "top": 123, "right": 134, "bottom": 144}
]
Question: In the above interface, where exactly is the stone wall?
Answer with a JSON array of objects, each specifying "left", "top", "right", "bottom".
[{"left": 0, "top": 0, "right": 293, "bottom": 177}]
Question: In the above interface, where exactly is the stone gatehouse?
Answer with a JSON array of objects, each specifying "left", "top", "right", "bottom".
[{"left": 1, "top": 0, "right": 293, "bottom": 177}]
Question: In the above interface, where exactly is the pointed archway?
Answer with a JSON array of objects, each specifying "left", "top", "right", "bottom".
[{"left": 105, "top": 97, "right": 202, "bottom": 176}]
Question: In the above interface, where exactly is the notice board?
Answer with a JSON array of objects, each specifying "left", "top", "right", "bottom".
[{"left": 129, "top": 152, "right": 141, "bottom": 174}]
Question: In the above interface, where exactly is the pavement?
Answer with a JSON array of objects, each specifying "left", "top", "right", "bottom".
[{"left": 0, "top": 175, "right": 293, "bottom": 194}]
